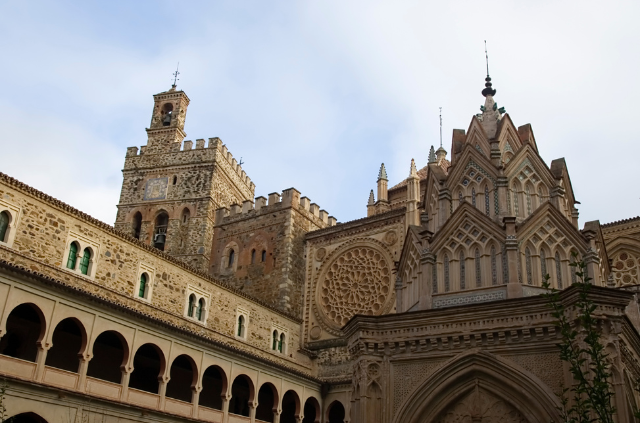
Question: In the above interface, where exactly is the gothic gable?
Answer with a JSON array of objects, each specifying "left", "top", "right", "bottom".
[
  {"left": 495, "top": 114, "right": 524, "bottom": 163},
  {"left": 464, "top": 116, "right": 492, "bottom": 161}
]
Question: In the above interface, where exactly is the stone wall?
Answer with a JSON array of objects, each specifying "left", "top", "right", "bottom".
[
  {"left": 0, "top": 172, "right": 305, "bottom": 369},
  {"left": 211, "top": 188, "right": 333, "bottom": 318}
]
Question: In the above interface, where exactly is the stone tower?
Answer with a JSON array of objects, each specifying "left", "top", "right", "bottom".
[{"left": 115, "top": 85, "right": 255, "bottom": 271}]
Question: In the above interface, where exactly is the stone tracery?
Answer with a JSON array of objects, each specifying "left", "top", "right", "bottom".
[{"left": 318, "top": 246, "right": 392, "bottom": 327}]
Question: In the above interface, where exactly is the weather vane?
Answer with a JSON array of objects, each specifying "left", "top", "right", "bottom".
[
  {"left": 172, "top": 62, "right": 180, "bottom": 88},
  {"left": 484, "top": 40, "right": 490, "bottom": 77},
  {"left": 239, "top": 157, "right": 244, "bottom": 166},
  {"left": 439, "top": 107, "right": 443, "bottom": 148}
]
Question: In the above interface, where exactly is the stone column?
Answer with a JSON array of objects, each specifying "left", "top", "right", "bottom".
[
  {"left": 249, "top": 400, "right": 258, "bottom": 423},
  {"left": 158, "top": 375, "right": 169, "bottom": 411},
  {"left": 582, "top": 230, "right": 601, "bottom": 285},
  {"left": 438, "top": 188, "right": 451, "bottom": 228},
  {"left": 120, "top": 366, "right": 132, "bottom": 402},
  {"left": 192, "top": 386, "right": 202, "bottom": 418},
  {"left": 221, "top": 393, "right": 231, "bottom": 423},
  {"left": 395, "top": 276, "right": 403, "bottom": 313},
  {"left": 273, "top": 409, "right": 281, "bottom": 423},
  {"left": 550, "top": 185, "right": 565, "bottom": 213},
  {"left": 496, "top": 174, "right": 508, "bottom": 218},
  {"left": 34, "top": 342, "right": 50, "bottom": 382},
  {"left": 76, "top": 354, "right": 90, "bottom": 392},
  {"left": 504, "top": 217, "right": 522, "bottom": 298}
]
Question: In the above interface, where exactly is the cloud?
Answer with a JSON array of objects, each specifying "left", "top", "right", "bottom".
[{"left": 1, "top": 0, "right": 638, "bottom": 226}]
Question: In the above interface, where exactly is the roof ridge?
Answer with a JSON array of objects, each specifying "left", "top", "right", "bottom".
[{"left": 601, "top": 216, "right": 640, "bottom": 228}]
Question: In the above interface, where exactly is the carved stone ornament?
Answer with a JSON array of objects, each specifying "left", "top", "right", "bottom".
[
  {"left": 315, "top": 241, "right": 394, "bottom": 333},
  {"left": 435, "top": 381, "right": 527, "bottom": 423},
  {"left": 315, "top": 247, "right": 327, "bottom": 261},
  {"left": 384, "top": 230, "right": 398, "bottom": 246},
  {"left": 309, "top": 325, "right": 322, "bottom": 340}
]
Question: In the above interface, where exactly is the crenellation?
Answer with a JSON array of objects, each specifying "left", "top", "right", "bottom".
[
  {"left": 328, "top": 216, "right": 337, "bottom": 226},
  {"left": 242, "top": 199, "right": 253, "bottom": 213},
  {"left": 300, "top": 196, "right": 310, "bottom": 211},
  {"left": 268, "top": 192, "right": 281, "bottom": 205},
  {"left": 183, "top": 140, "right": 193, "bottom": 150},
  {"left": 195, "top": 138, "right": 205, "bottom": 149},
  {"left": 126, "top": 146, "right": 138, "bottom": 157},
  {"left": 255, "top": 196, "right": 267, "bottom": 211},
  {"left": 309, "top": 203, "right": 320, "bottom": 217},
  {"left": 229, "top": 203, "right": 241, "bottom": 215},
  {"left": 319, "top": 210, "right": 329, "bottom": 224}
]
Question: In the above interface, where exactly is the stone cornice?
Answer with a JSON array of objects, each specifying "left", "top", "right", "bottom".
[{"left": 0, "top": 172, "right": 301, "bottom": 323}]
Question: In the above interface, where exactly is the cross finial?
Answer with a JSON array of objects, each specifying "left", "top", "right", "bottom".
[
  {"left": 439, "top": 107, "right": 443, "bottom": 148},
  {"left": 481, "top": 41, "right": 496, "bottom": 97},
  {"left": 172, "top": 62, "right": 180, "bottom": 89}
]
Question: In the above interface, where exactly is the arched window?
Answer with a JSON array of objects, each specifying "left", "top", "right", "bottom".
[
  {"left": 228, "top": 250, "right": 235, "bottom": 268},
  {"left": 261, "top": 250, "right": 266, "bottom": 262},
  {"left": 485, "top": 186, "right": 490, "bottom": 216},
  {"left": 237, "top": 315, "right": 245, "bottom": 337},
  {"left": 540, "top": 249, "right": 547, "bottom": 279},
  {"left": 526, "top": 186, "right": 532, "bottom": 216},
  {"left": 67, "top": 242, "right": 78, "bottom": 270},
  {"left": 555, "top": 252, "right": 563, "bottom": 289},
  {"left": 181, "top": 208, "right": 190, "bottom": 224},
  {"left": 525, "top": 247, "right": 533, "bottom": 285},
  {"left": 471, "top": 188, "right": 476, "bottom": 206},
  {"left": 251, "top": 249, "right": 256, "bottom": 264},
  {"left": 162, "top": 103, "right": 173, "bottom": 126},
  {"left": 502, "top": 245, "right": 509, "bottom": 284},
  {"left": 138, "top": 273, "right": 147, "bottom": 298},
  {"left": 432, "top": 254, "right": 438, "bottom": 294},
  {"left": 197, "top": 298, "right": 205, "bottom": 321},
  {"left": 46, "top": 318, "right": 84, "bottom": 372},
  {"left": 187, "top": 294, "right": 196, "bottom": 318},
  {"left": 512, "top": 183, "right": 519, "bottom": 216},
  {"left": 79, "top": 248, "right": 91, "bottom": 275},
  {"left": 0, "top": 211, "right": 9, "bottom": 243},
  {"left": 459, "top": 251, "right": 466, "bottom": 290},
  {"left": 166, "top": 354, "right": 196, "bottom": 402},
  {"left": 229, "top": 376, "right": 252, "bottom": 417},
  {"left": 132, "top": 212, "right": 142, "bottom": 240},
  {"left": 154, "top": 212, "right": 169, "bottom": 251},
  {"left": 475, "top": 249, "right": 481, "bottom": 287},
  {"left": 200, "top": 366, "right": 226, "bottom": 410},
  {"left": 0, "top": 304, "right": 43, "bottom": 362},
  {"left": 444, "top": 255, "right": 450, "bottom": 292},
  {"left": 490, "top": 246, "right": 497, "bottom": 286},
  {"left": 129, "top": 343, "right": 164, "bottom": 394},
  {"left": 278, "top": 333, "right": 285, "bottom": 353},
  {"left": 272, "top": 330, "right": 278, "bottom": 350},
  {"left": 87, "top": 331, "right": 126, "bottom": 384},
  {"left": 327, "top": 401, "right": 346, "bottom": 423}
]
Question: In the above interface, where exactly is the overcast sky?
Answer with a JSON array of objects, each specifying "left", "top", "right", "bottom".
[{"left": 1, "top": 1, "right": 638, "bottom": 227}]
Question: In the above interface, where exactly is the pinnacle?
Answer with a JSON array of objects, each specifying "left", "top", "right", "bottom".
[
  {"left": 368, "top": 190, "right": 375, "bottom": 205},
  {"left": 428, "top": 146, "right": 436, "bottom": 164},
  {"left": 409, "top": 158, "right": 418, "bottom": 177},
  {"left": 378, "top": 163, "right": 388, "bottom": 181}
]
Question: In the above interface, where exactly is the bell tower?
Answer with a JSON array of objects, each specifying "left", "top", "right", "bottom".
[{"left": 114, "top": 84, "right": 255, "bottom": 271}]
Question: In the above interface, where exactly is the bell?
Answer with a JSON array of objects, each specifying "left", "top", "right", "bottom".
[{"left": 154, "top": 233, "right": 166, "bottom": 245}]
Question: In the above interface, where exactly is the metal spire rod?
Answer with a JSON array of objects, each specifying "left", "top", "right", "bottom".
[
  {"left": 172, "top": 62, "right": 180, "bottom": 88},
  {"left": 439, "top": 107, "right": 443, "bottom": 148},
  {"left": 484, "top": 40, "right": 490, "bottom": 77}
]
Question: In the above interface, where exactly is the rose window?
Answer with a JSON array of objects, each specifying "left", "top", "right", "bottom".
[
  {"left": 318, "top": 247, "right": 391, "bottom": 327},
  {"left": 612, "top": 252, "right": 639, "bottom": 286}
]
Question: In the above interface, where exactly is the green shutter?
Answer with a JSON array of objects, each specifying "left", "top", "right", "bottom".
[
  {"left": 196, "top": 300, "right": 203, "bottom": 320},
  {"left": 67, "top": 243, "right": 78, "bottom": 269},
  {"left": 0, "top": 211, "right": 9, "bottom": 243},
  {"left": 138, "top": 274, "right": 147, "bottom": 298},
  {"left": 278, "top": 334, "right": 284, "bottom": 352},
  {"left": 272, "top": 331, "right": 277, "bottom": 350},
  {"left": 188, "top": 296, "right": 194, "bottom": 317},
  {"left": 79, "top": 248, "right": 91, "bottom": 275}
]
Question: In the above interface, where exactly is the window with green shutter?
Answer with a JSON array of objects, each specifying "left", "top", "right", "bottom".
[
  {"left": 67, "top": 242, "right": 78, "bottom": 270},
  {"left": 196, "top": 298, "right": 204, "bottom": 321},
  {"left": 278, "top": 333, "right": 285, "bottom": 353},
  {"left": 138, "top": 273, "right": 147, "bottom": 298},
  {"left": 188, "top": 295, "right": 195, "bottom": 317},
  {"left": 79, "top": 248, "right": 91, "bottom": 275},
  {"left": 0, "top": 211, "right": 9, "bottom": 243},
  {"left": 237, "top": 315, "right": 244, "bottom": 337},
  {"left": 272, "top": 331, "right": 278, "bottom": 350}
]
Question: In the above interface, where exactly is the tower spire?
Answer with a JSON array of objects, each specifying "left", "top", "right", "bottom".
[{"left": 481, "top": 41, "right": 496, "bottom": 97}]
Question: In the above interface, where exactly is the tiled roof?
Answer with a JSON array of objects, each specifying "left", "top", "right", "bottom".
[{"left": 601, "top": 216, "right": 640, "bottom": 229}]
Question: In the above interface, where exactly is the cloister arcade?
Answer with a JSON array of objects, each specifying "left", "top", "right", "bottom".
[{"left": 0, "top": 297, "right": 334, "bottom": 423}]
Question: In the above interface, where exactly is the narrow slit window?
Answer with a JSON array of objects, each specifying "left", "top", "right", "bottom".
[
  {"left": 475, "top": 249, "right": 481, "bottom": 287},
  {"left": 459, "top": 251, "right": 466, "bottom": 290},
  {"left": 485, "top": 186, "right": 490, "bottom": 216},
  {"left": 525, "top": 248, "right": 533, "bottom": 285},
  {"left": 251, "top": 249, "right": 256, "bottom": 264},
  {"left": 444, "top": 255, "right": 450, "bottom": 292},
  {"left": 261, "top": 250, "right": 266, "bottom": 262},
  {"left": 197, "top": 298, "right": 205, "bottom": 321},
  {"left": 237, "top": 315, "right": 245, "bottom": 337},
  {"left": 278, "top": 333, "right": 285, "bottom": 353},
  {"left": 555, "top": 252, "right": 563, "bottom": 289},
  {"left": 228, "top": 250, "right": 235, "bottom": 268},
  {"left": 432, "top": 254, "right": 438, "bottom": 294},
  {"left": 272, "top": 330, "right": 278, "bottom": 350}
]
